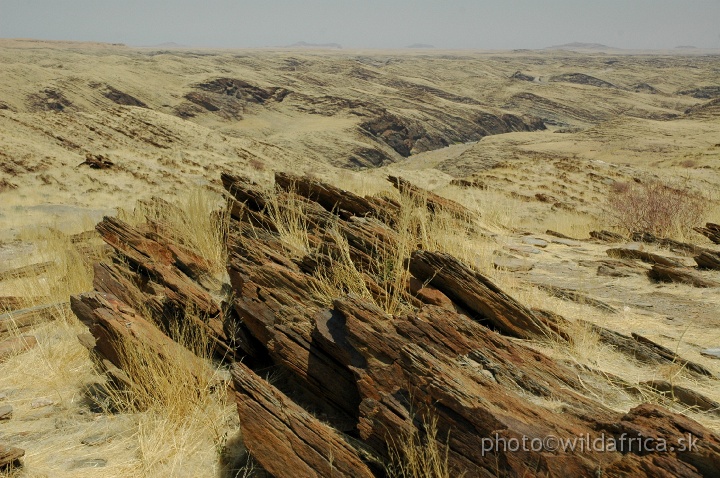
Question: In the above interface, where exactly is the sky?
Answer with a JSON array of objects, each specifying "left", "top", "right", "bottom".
[{"left": 1, "top": 0, "right": 719, "bottom": 50}]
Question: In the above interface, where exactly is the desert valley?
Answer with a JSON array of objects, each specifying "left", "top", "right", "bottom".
[{"left": 0, "top": 38, "right": 720, "bottom": 477}]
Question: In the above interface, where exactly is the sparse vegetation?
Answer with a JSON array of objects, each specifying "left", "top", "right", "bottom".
[
  {"left": 387, "top": 414, "right": 451, "bottom": 478},
  {"left": 118, "top": 187, "right": 230, "bottom": 277},
  {"left": 0, "top": 192, "right": 237, "bottom": 478},
  {"left": 607, "top": 179, "right": 710, "bottom": 239},
  {"left": 3, "top": 43, "right": 720, "bottom": 477}
]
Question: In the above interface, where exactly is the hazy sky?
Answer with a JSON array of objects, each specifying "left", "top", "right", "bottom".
[{"left": 1, "top": 0, "right": 719, "bottom": 50}]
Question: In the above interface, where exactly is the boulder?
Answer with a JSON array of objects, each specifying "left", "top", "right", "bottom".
[
  {"left": 695, "top": 251, "right": 720, "bottom": 270},
  {"left": 607, "top": 248, "right": 684, "bottom": 267},
  {"left": 0, "top": 444, "right": 24, "bottom": 468},
  {"left": 409, "top": 250, "right": 550, "bottom": 339},
  {"left": 694, "top": 223, "right": 720, "bottom": 244},
  {"left": 648, "top": 264, "right": 719, "bottom": 288}
]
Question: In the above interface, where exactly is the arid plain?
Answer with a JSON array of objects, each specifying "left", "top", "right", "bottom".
[{"left": 1, "top": 39, "right": 720, "bottom": 477}]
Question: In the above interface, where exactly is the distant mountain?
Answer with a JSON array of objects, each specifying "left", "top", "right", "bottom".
[
  {"left": 675, "top": 45, "right": 698, "bottom": 49},
  {"left": 406, "top": 43, "right": 435, "bottom": 49},
  {"left": 142, "top": 42, "right": 190, "bottom": 49},
  {"left": 286, "top": 41, "right": 342, "bottom": 49},
  {"left": 545, "top": 42, "right": 619, "bottom": 51}
]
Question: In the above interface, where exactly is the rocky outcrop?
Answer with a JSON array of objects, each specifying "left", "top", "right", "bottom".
[
  {"left": 0, "top": 303, "right": 62, "bottom": 338},
  {"left": 643, "top": 381, "right": 720, "bottom": 416},
  {"left": 71, "top": 172, "right": 720, "bottom": 477},
  {"left": 180, "top": 78, "right": 290, "bottom": 119},
  {"left": 27, "top": 88, "right": 73, "bottom": 112},
  {"left": 360, "top": 109, "right": 545, "bottom": 158},
  {"left": 408, "top": 250, "right": 550, "bottom": 339},
  {"left": 633, "top": 83, "right": 660, "bottom": 94},
  {"left": 79, "top": 211, "right": 234, "bottom": 363},
  {"left": 678, "top": 86, "right": 720, "bottom": 99},
  {"left": 102, "top": 85, "right": 148, "bottom": 108},
  {"left": 536, "top": 284, "right": 617, "bottom": 313},
  {"left": 231, "top": 362, "right": 375, "bottom": 477},
  {"left": 685, "top": 98, "right": 720, "bottom": 118},
  {"left": 648, "top": 264, "right": 719, "bottom": 288},
  {"left": 694, "top": 223, "right": 720, "bottom": 244},
  {"left": 590, "top": 230, "right": 627, "bottom": 242},
  {"left": 70, "top": 291, "right": 204, "bottom": 389},
  {"left": 387, "top": 175, "right": 475, "bottom": 219},
  {"left": 360, "top": 112, "right": 446, "bottom": 157},
  {"left": 511, "top": 71, "right": 535, "bottom": 81},
  {"left": 632, "top": 232, "right": 710, "bottom": 256},
  {"left": 79, "top": 153, "right": 114, "bottom": 170},
  {"left": 550, "top": 73, "right": 617, "bottom": 89}
]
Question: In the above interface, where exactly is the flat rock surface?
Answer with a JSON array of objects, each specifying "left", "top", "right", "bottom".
[
  {"left": 522, "top": 236, "right": 549, "bottom": 248},
  {"left": 702, "top": 348, "right": 720, "bottom": 359},
  {"left": 492, "top": 256, "right": 534, "bottom": 272}
]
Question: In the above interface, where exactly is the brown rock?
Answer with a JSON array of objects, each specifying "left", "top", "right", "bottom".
[
  {"left": 387, "top": 175, "right": 475, "bottom": 219},
  {"left": 221, "top": 173, "right": 268, "bottom": 212},
  {"left": 535, "top": 192, "right": 557, "bottom": 203},
  {"left": 93, "top": 216, "right": 232, "bottom": 357},
  {"left": 607, "top": 247, "right": 684, "bottom": 267},
  {"left": 536, "top": 311, "right": 713, "bottom": 377},
  {"left": 0, "top": 336, "right": 37, "bottom": 362},
  {"left": 0, "top": 304, "right": 62, "bottom": 338},
  {"left": 693, "top": 222, "right": 720, "bottom": 244},
  {"left": 648, "top": 264, "right": 719, "bottom": 288},
  {"left": 536, "top": 284, "right": 617, "bottom": 313},
  {"left": 231, "top": 362, "right": 374, "bottom": 478},
  {"left": 409, "top": 250, "right": 550, "bottom": 339},
  {"left": 546, "top": 229, "right": 578, "bottom": 240},
  {"left": 632, "top": 232, "right": 709, "bottom": 256},
  {"left": 229, "top": 256, "right": 361, "bottom": 429},
  {"left": 643, "top": 380, "right": 720, "bottom": 416},
  {"left": 695, "top": 251, "right": 720, "bottom": 270},
  {"left": 322, "top": 296, "right": 720, "bottom": 477},
  {"left": 70, "top": 291, "right": 206, "bottom": 391},
  {"left": 0, "top": 444, "right": 24, "bottom": 468},
  {"left": 79, "top": 153, "right": 114, "bottom": 169},
  {"left": 408, "top": 276, "right": 455, "bottom": 310},
  {"left": 275, "top": 171, "right": 376, "bottom": 219},
  {"left": 590, "top": 230, "right": 626, "bottom": 242},
  {"left": 0, "top": 261, "right": 53, "bottom": 281}
]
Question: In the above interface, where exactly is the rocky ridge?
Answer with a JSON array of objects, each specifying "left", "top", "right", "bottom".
[{"left": 64, "top": 172, "right": 720, "bottom": 477}]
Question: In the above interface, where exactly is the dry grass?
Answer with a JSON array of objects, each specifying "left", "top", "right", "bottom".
[
  {"left": 118, "top": 187, "right": 230, "bottom": 277},
  {"left": 387, "top": 414, "right": 451, "bottom": 478},
  {"left": 261, "top": 180, "right": 498, "bottom": 316},
  {"left": 607, "top": 179, "right": 711, "bottom": 240},
  {"left": 108, "top": 318, "right": 237, "bottom": 478},
  {"left": 6, "top": 230, "right": 103, "bottom": 307},
  {"left": 264, "top": 189, "right": 312, "bottom": 256},
  {"left": 0, "top": 191, "right": 238, "bottom": 478},
  {"left": 537, "top": 210, "right": 602, "bottom": 239}
]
